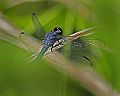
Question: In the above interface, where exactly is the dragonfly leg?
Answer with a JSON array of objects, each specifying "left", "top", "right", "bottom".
[
  {"left": 58, "top": 40, "right": 60, "bottom": 44},
  {"left": 58, "top": 40, "right": 64, "bottom": 45},
  {"left": 50, "top": 39, "right": 65, "bottom": 52},
  {"left": 54, "top": 40, "right": 64, "bottom": 47},
  {"left": 51, "top": 45, "right": 54, "bottom": 52},
  {"left": 83, "top": 56, "right": 92, "bottom": 66},
  {"left": 50, "top": 40, "right": 64, "bottom": 52}
]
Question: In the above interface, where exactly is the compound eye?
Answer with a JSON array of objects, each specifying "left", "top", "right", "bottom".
[
  {"left": 52, "top": 27, "right": 63, "bottom": 35},
  {"left": 53, "top": 27, "right": 58, "bottom": 32}
]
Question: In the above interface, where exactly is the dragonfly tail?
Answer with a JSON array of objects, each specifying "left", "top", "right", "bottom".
[{"left": 35, "top": 45, "right": 49, "bottom": 61}]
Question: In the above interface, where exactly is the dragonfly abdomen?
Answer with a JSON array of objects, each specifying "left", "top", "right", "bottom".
[{"left": 35, "top": 45, "right": 50, "bottom": 61}]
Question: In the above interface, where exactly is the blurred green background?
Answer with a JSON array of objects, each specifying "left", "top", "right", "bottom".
[{"left": 0, "top": 0, "right": 120, "bottom": 96}]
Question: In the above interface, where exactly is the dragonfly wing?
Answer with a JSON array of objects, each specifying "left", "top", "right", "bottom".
[
  {"left": 19, "top": 32, "right": 41, "bottom": 53},
  {"left": 57, "top": 37, "right": 102, "bottom": 66},
  {"left": 32, "top": 12, "right": 46, "bottom": 40}
]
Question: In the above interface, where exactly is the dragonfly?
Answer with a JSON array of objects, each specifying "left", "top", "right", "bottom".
[{"left": 19, "top": 12, "right": 99, "bottom": 66}]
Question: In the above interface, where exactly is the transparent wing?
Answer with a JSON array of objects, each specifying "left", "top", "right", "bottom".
[
  {"left": 19, "top": 32, "right": 41, "bottom": 53},
  {"left": 32, "top": 12, "right": 46, "bottom": 40},
  {"left": 57, "top": 37, "right": 103, "bottom": 66}
]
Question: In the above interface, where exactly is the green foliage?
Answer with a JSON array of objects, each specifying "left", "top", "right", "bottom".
[{"left": 0, "top": 0, "right": 120, "bottom": 95}]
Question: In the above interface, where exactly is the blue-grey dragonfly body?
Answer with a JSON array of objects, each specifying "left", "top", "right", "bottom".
[
  {"left": 43, "top": 27, "right": 63, "bottom": 46},
  {"left": 37, "top": 27, "right": 63, "bottom": 60}
]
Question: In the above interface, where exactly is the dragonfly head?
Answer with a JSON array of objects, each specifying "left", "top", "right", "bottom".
[{"left": 52, "top": 27, "right": 63, "bottom": 35}]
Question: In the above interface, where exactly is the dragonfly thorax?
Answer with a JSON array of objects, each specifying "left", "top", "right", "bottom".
[{"left": 43, "top": 31, "right": 62, "bottom": 46}]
